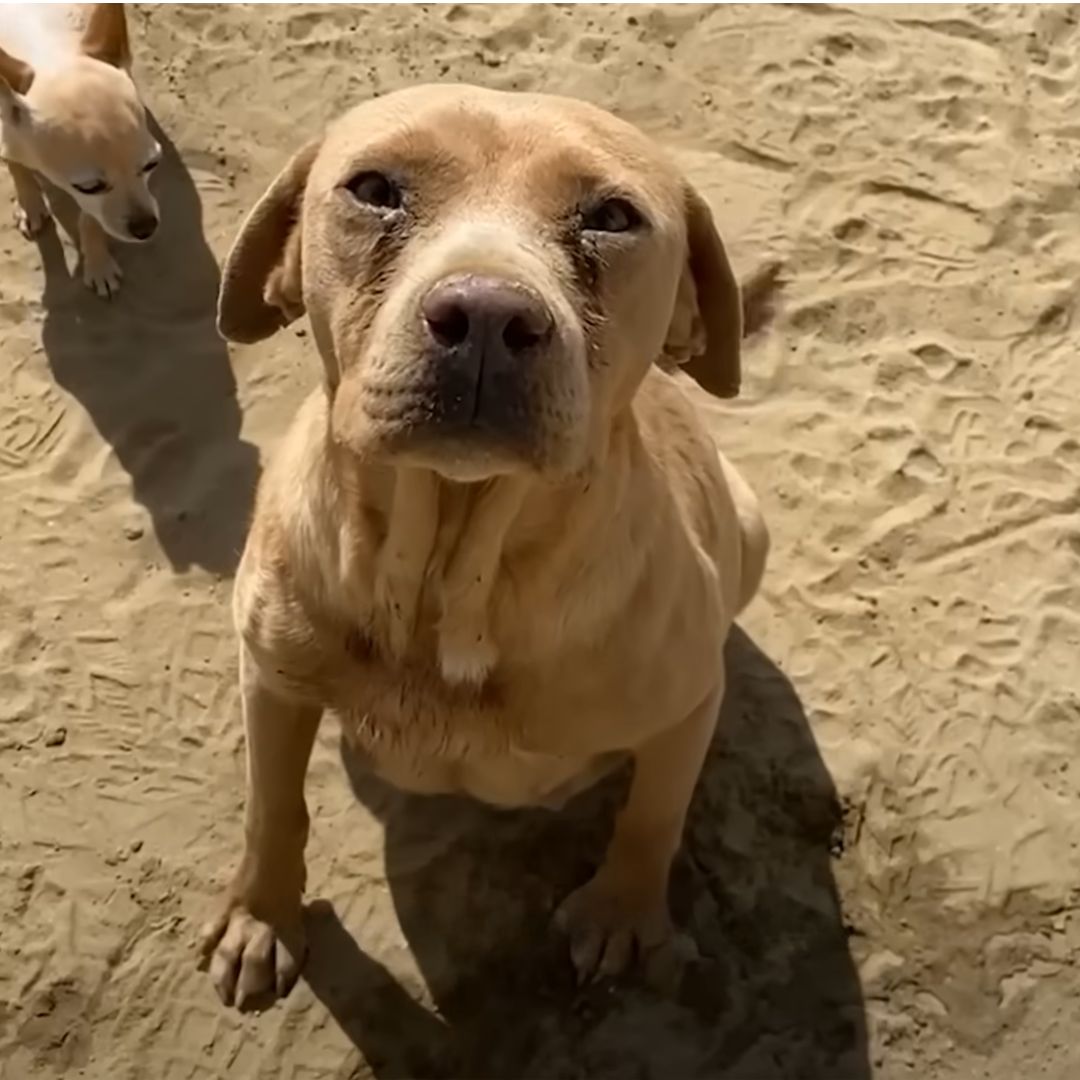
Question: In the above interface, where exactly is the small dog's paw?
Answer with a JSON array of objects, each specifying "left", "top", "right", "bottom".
[
  {"left": 555, "top": 869, "right": 697, "bottom": 990},
  {"left": 82, "top": 253, "right": 123, "bottom": 299},
  {"left": 438, "top": 621, "right": 496, "bottom": 685},
  {"left": 14, "top": 203, "right": 50, "bottom": 240},
  {"left": 198, "top": 901, "right": 306, "bottom": 1011}
]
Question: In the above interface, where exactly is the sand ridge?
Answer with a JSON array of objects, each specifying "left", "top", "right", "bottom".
[{"left": 1, "top": 4, "right": 1079, "bottom": 1078}]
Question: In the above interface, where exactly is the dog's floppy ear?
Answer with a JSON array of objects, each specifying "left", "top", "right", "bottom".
[
  {"left": 80, "top": 4, "right": 132, "bottom": 70},
  {"left": 663, "top": 184, "right": 742, "bottom": 399},
  {"left": 0, "top": 45, "right": 35, "bottom": 96},
  {"left": 218, "top": 139, "right": 321, "bottom": 345}
]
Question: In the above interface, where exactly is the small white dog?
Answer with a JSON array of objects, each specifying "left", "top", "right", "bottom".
[{"left": 0, "top": 4, "right": 161, "bottom": 297}]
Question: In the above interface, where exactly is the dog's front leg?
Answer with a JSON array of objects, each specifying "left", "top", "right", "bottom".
[
  {"left": 7, "top": 161, "right": 50, "bottom": 239},
  {"left": 556, "top": 683, "right": 722, "bottom": 987},
  {"left": 200, "top": 651, "right": 321, "bottom": 1009},
  {"left": 78, "top": 212, "right": 122, "bottom": 298}
]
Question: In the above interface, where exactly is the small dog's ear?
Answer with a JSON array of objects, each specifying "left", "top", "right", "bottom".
[
  {"left": 80, "top": 4, "right": 132, "bottom": 70},
  {"left": 0, "top": 46, "right": 35, "bottom": 96},
  {"left": 663, "top": 184, "right": 742, "bottom": 399},
  {"left": 218, "top": 139, "right": 322, "bottom": 345}
]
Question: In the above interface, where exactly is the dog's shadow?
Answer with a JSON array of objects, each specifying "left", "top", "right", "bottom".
[
  {"left": 305, "top": 628, "right": 870, "bottom": 1079},
  {"left": 35, "top": 117, "right": 259, "bottom": 576}
]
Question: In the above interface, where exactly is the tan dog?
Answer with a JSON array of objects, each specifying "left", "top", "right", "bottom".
[
  {"left": 200, "top": 84, "right": 769, "bottom": 1009},
  {"left": 0, "top": 4, "right": 160, "bottom": 297}
]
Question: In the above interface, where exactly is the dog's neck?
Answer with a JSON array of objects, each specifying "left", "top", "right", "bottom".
[
  {"left": 326, "top": 423, "right": 629, "bottom": 573},
  {"left": 310, "top": 398, "right": 647, "bottom": 677}
]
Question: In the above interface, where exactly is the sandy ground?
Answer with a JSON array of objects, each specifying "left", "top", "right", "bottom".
[{"left": 1, "top": 3, "right": 1079, "bottom": 1078}]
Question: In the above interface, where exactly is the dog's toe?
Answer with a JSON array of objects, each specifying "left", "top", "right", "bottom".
[
  {"left": 14, "top": 205, "right": 50, "bottom": 240},
  {"left": 555, "top": 870, "right": 697, "bottom": 991},
  {"left": 83, "top": 256, "right": 123, "bottom": 299},
  {"left": 199, "top": 905, "right": 306, "bottom": 1010}
]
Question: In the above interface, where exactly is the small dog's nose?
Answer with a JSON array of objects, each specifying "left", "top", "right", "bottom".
[
  {"left": 422, "top": 275, "right": 554, "bottom": 361},
  {"left": 127, "top": 213, "right": 159, "bottom": 241}
]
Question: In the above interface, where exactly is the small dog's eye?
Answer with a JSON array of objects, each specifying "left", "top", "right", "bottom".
[
  {"left": 346, "top": 171, "right": 403, "bottom": 211},
  {"left": 581, "top": 198, "right": 641, "bottom": 234},
  {"left": 72, "top": 180, "right": 109, "bottom": 196},
  {"left": 142, "top": 159, "right": 160, "bottom": 174}
]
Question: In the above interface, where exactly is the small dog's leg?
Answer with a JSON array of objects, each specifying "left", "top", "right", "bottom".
[
  {"left": 555, "top": 683, "right": 722, "bottom": 988},
  {"left": 438, "top": 477, "right": 526, "bottom": 684},
  {"left": 78, "top": 212, "right": 123, "bottom": 298},
  {"left": 7, "top": 162, "right": 50, "bottom": 239},
  {"left": 372, "top": 468, "right": 439, "bottom": 661},
  {"left": 199, "top": 654, "right": 321, "bottom": 1010}
]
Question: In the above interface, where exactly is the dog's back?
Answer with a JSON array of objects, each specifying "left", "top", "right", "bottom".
[{"left": 0, "top": 6, "right": 78, "bottom": 72}]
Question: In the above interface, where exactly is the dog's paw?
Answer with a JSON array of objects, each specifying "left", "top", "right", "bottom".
[
  {"left": 555, "top": 869, "right": 697, "bottom": 990},
  {"left": 82, "top": 253, "right": 123, "bottom": 299},
  {"left": 438, "top": 620, "right": 496, "bottom": 685},
  {"left": 14, "top": 203, "right": 50, "bottom": 240},
  {"left": 198, "top": 901, "right": 306, "bottom": 1011}
]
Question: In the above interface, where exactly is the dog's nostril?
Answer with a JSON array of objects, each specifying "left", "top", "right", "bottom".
[
  {"left": 128, "top": 215, "right": 158, "bottom": 240},
  {"left": 424, "top": 277, "right": 554, "bottom": 356},
  {"left": 503, "top": 315, "right": 543, "bottom": 353},
  {"left": 426, "top": 302, "right": 470, "bottom": 348}
]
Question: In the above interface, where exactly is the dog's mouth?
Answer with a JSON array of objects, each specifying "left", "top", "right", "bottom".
[
  {"left": 107, "top": 218, "right": 159, "bottom": 244},
  {"left": 325, "top": 272, "right": 591, "bottom": 478},
  {"left": 332, "top": 351, "right": 588, "bottom": 480},
  {"left": 87, "top": 207, "right": 159, "bottom": 244},
  {"left": 345, "top": 361, "right": 548, "bottom": 479}
]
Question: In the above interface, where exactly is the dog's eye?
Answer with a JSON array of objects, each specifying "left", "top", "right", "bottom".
[
  {"left": 142, "top": 158, "right": 160, "bottom": 174},
  {"left": 581, "top": 198, "right": 642, "bottom": 234},
  {"left": 72, "top": 179, "right": 109, "bottom": 196},
  {"left": 346, "top": 171, "right": 403, "bottom": 212}
]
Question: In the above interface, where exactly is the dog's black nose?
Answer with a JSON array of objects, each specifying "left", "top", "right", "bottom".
[
  {"left": 422, "top": 275, "right": 554, "bottom": 363},
  {"left": 127, "top": 213, "right": 159, "bottom": 241}
]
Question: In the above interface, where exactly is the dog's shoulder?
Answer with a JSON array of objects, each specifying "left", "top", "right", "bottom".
[
  {"left": 235, "top": 393, "right": 346, "bottom": 661},
  {"left": 632, "top": 366, "right": 734, "bottom": 557}
]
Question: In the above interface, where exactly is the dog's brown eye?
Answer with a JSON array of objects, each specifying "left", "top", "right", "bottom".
[
  {"left": 346, "top": 171, "right": 403, "bottom": 211},
  {"left": 582, "top": 198, "right": 641, "bottom": 234}
]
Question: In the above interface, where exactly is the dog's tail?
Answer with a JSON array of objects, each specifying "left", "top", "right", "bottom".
[
  {"left": 740, "top": 261, "right": 784, "bottom": 340},
  {"left": 735, "top": 495, "right": 769, "bottom": 616},
  {"left": 722, "top": 261, "right": 778, "bottom": 615},
  {"left": 718, "top": 455, "right": 770, "bottom": 616}
]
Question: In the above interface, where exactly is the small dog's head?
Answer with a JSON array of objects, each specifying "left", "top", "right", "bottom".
[
  {"left": 219, "top": 85, "right": 741, "bottom": 481},
  {"left": 0, "top": 5, "right": 160, "bottom": 243}
]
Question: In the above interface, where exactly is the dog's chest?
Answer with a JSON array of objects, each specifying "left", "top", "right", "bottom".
[
  {"left": 314, "top": 583, "right": 669, "bottom": 806},
  {"left": 328, "top": 650, "right": 609, "bottom": 806}
]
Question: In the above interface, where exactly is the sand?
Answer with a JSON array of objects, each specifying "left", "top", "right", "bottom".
[{"left": 1, "top": 3, "right": 1079, "bottom": 1078}]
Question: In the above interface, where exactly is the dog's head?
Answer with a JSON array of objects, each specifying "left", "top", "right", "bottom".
[
  {"left": 0, "top": 5, "right": 160, "bottom": 243},
  {"left": 219, "top": 85, "right": 741, "bottom": 481}
]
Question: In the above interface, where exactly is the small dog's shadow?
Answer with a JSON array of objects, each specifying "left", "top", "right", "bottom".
[
  {"left": 304, "top": 628, "right": 870, "bottom": 1079},
  {"left": 35, "top": 116, "right": 259, "bottom": 576}
]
